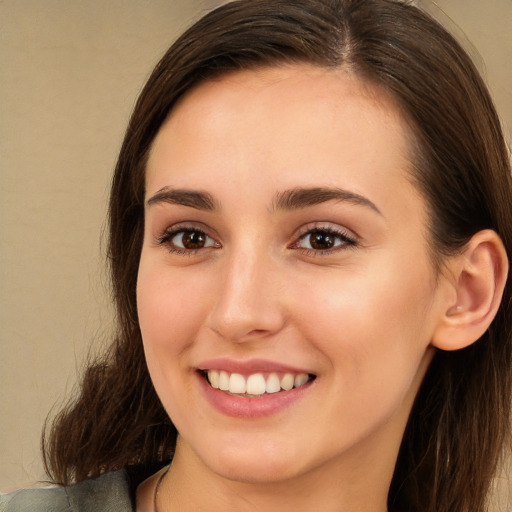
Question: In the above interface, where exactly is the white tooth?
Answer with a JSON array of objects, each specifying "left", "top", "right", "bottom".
[
  {"left": 246, "top": 373, "right": 266, "bottom": 395},
  {"left": 266, "top": 373, "right": 281, "bottom": 394},
  {"left": 208, "top": 370, "right": 219, "bottom": 389},
  {"left": 218, "top": 370, "right": 230, "bottom": 391},
  {"left": 294, "top": 373, "right": 309, "bottom": 388},
  {"left": 229, "top": 373, "right": 246, "bottom": 394},
  {"left": 280, "top": 373, "right": 294, "bottom": 391}
]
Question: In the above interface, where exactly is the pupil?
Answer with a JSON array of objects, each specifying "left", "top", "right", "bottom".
[
  {"left": 183, "top": 231, "right": 205, "bottom": 249},
  {"left": 310, "top": 232, "right": 334, "bottom": 250}
]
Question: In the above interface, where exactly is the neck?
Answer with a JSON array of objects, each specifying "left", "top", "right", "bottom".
[{"left": 155, "top": 434, "right": 395, "bottom": 512}]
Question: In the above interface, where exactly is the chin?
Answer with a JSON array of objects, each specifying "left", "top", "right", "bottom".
[
  {"left": 196, "top": 438, "right": 309, "bottom": 484},
  {"left": 210, "top": 458, "right": 302, "bottom": 485}
]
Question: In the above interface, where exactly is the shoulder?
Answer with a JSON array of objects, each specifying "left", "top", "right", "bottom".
[{"left": 0, "top": 470, "right": 133, "bottom": 512}]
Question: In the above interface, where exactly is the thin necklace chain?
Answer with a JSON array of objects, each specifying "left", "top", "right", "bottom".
[{"left": 153, "top": 466, "right": 170, "bottom": 512}]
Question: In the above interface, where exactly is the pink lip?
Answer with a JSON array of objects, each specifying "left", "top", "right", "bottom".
[
  {"left": 196, "top": 372, "right": 314, "bottom": 418},
  {"left": 197, "top": 357, "right": 312, "bottom": 375}
]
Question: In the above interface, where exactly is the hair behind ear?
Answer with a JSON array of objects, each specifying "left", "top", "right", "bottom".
[{"left": 431, "top": 229, "right": 508, "bottom": 351}]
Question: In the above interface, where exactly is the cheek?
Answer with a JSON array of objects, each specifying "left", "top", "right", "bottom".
[
  {"left": 136, "top": 259, "right": 217, "bottom": 422},
  {"left": 291, "top": 255, "right": 437, "bottom": 382},
  {"left": 136, "top": 259, "right": 214, "bottom": 374}
]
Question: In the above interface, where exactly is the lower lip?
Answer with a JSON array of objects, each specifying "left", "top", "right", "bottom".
[{"left": 197, "top": 372, "right": 313, "bottom": 418}]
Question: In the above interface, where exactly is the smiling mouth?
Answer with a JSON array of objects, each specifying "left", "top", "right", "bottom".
[{"left": 200, "top": 370, "right": 316, "bottom": 397}]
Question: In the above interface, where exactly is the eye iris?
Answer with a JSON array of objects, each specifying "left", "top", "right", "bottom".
[
  {"left": 309, "top": 231, "right": 335, "bottom": 250},
  {"left": 182, "top": 231, "right": 206, "bottom": 249}
]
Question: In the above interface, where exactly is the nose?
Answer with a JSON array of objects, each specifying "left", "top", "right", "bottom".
[{"left": 207, "top": 248, "right": 286, "bottom": 343}]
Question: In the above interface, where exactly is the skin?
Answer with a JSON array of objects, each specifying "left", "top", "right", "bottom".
[{"left": 136, "top": 64, "right": 456, "bottom": 512}]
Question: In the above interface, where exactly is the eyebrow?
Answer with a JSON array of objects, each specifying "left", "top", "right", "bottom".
[
  {"left": 146, "top": 185, "right": 381, "bottom": 215},
  {"left": 272, "top": 187, "right": 382, "bottom": 215},
  {"left": 146, "top": 187, "right": 218, "bottom": 211}
]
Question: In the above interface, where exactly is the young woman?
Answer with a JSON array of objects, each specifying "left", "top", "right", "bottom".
[{"left": 2, "top": 1, "right": 511, "bottom": 511}]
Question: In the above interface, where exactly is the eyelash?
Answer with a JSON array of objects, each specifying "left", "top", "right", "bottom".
[
  {"left": 157, "top": 226, "right": 219, "bottom": 256},
  {"left": 157, "top": 224, "right": 357, "bottom": 256},
  {"left": 291, "top": 225, "right": 357, "bottom": 256}
]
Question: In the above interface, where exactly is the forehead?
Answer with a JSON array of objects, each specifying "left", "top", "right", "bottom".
[
  {"left": 146, "top": 64, "right": 424, "bottom": 224},
  {"left": 161, "top": 64, "right": 408, "bottom": 145}
]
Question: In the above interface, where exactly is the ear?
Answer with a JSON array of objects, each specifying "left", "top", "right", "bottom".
[{"left": 431, "top": 229, "right": 509, "bottom": 351}]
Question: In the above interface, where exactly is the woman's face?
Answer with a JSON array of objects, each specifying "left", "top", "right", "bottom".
[{"left": 137, "top": 65, "right": 450, "bottom": 485}]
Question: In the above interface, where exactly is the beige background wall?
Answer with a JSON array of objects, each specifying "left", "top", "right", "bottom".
[{"left": 1, "top": 0, "right": 511, "bottom": 499}]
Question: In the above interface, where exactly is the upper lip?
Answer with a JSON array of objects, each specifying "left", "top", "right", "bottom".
[{"left": 197, "top": 358, "right": 314, "bottom": 375}]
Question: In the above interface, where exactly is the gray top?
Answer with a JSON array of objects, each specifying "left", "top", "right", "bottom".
[{"left": 0, "top": 470, "right": 133, "bottom": 512}]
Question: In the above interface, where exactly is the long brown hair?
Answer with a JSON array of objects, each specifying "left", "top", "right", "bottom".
[{"left": 43, "top": 1, "right": 512, "bottom": 510}]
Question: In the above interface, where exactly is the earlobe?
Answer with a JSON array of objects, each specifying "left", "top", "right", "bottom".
[{"left": 431, "top": 230, "right": 508, "bottom": 351}]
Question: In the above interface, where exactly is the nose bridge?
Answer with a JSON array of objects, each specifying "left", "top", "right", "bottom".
[{"left": 208, "top": 240, "right": 285, "bottom": 341}]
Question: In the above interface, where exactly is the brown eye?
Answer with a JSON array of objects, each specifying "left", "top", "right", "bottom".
[
  {"left": 166, "top": 229, "right": 218, "bottom": 251},
  {"left": 180, "top": 230, "right": 207, "bottom": 249},
  {"left": 296, "top": 228, "right": 355, "bottom": 252},
  {"left": 309, "top": 232, "right": 336, "bottom": 250}
]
